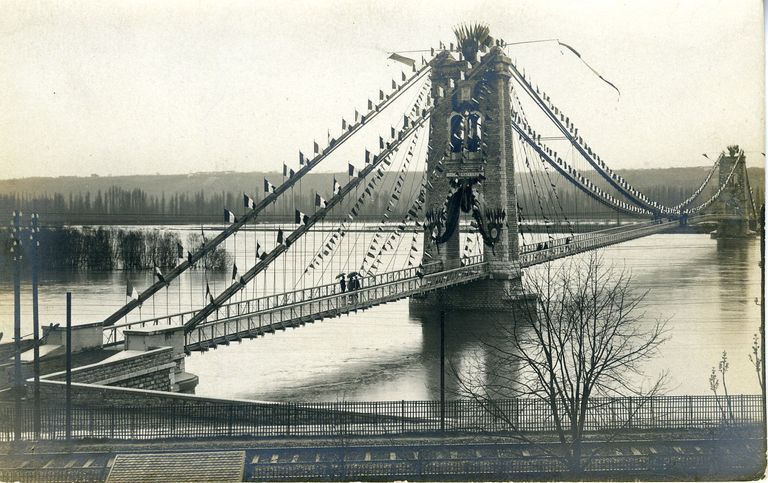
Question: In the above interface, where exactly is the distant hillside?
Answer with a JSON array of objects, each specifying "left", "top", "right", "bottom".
[{"left": 0, "top": 167, "right": 762, "bottom": 225}]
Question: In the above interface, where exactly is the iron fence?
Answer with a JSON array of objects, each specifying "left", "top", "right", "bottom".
[{"left": 0, "top": 394, "right": 761, "bottom": 442}]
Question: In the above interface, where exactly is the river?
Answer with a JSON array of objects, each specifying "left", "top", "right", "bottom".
[{"left": 0, "top": 225, "right": 762, "bottom": 400}]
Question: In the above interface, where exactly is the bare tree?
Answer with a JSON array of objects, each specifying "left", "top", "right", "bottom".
[
  {"left": 709, "top": 351, "right": 735, "bottom": 423},
  {"left": 748, "top": 333, "right": 764, "bottom": 393},
  {"left": 455, "top": 252, "right": 668, "bottom": 475}
]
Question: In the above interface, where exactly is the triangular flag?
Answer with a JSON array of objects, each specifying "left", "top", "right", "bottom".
[
  {"left": 295, "top": 209, "right": 309, "bottom": 225},
  {"left": 244, "top": 193, "right": 256, "bottom": 210},
  {"left": 126, "top": 283, "right": 139, "bottom": 301},
  {"left": 333, "top": 177, "right": 341, "bottom": 195},
  {"left": 154, "top": 265, "right": 166, "bottom": 284},
  {"left": 231, "top": 262, "right": 238, "bottom": 282}
]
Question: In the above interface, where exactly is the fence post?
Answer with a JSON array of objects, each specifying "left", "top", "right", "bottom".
[
  {"left": 287, "top": 403, "right": 291, "bottom": 437},
  {"left": 401, "top": 400, "right": 405, "bottom": 434},
  {"left": 440, "top": 311, "right": 445, "bottom": 434},
  {"left": 171, "top": 403, "right": 176, "bottom": 436},
  {"left": 228, "top": 405, "right": 234, "bottom": 437},
  {"left": 740, "top": 396, "right": 744, "bottom": 423},
  {"left": 688, "top": 396, "right": 693, "bottom": 428}
]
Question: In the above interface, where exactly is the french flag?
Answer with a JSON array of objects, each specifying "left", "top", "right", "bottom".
[{"left": 243, "top": 193, "right": 256, "bottom": 210}]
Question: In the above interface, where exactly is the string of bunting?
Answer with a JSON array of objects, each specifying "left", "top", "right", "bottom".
[
  {"left": 300, "top": 82, "right": 431, "bottom": 275},
  {"left": 509, "top": 61, "right": 669, "bottom": 214}
]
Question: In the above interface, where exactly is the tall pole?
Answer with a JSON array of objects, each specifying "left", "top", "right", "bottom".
[
  {"left": 12, "top": 210, "right": 22, "bottom": 441},
  {"left": 31, "top": 213, "right": 41, "bottom": 437},
  {"left": 65, "top": 292, "right": 72, "bottom": 441},
  {"left": 760, "top": 205, "right": 765, "bottom": 432},
  {"left": 440, "top": 310, "right": 445, "bottom": 433}
]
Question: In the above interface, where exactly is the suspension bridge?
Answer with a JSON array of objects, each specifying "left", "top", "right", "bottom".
[
  {"left": 15, "top": 30, "right": 758, "bottom": 378},
  {"left": 90, "top": 32, "right": 758, "bottom": 360}
]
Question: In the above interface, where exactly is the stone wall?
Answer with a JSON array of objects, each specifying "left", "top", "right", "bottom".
[
  {"left": 40, "top": 347, "right": 174, "bottom": 391},
  {"left": 410, "top": 279, "right": 536, "bottom": 312}
]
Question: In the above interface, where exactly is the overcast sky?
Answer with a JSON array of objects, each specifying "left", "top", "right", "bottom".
[{"left": 0, "top": 0, "right": 764, "bottom": 180}]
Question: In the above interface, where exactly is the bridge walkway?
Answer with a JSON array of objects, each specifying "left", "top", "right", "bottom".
[
  {"left": 103, "top": 221, "right": 682, "bottom": 352},
  {"left": 184, "top": 256, "right": 488, "bottom": 352}
]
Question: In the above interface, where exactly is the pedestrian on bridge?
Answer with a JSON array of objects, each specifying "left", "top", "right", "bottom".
[{"left": 338, "top": 274, "right": 347, "bottom": 293}]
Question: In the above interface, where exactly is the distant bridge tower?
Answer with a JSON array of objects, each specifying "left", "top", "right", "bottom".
[
  {"left": 712, "top": 145, "right": 755, "bottom": 238},
  {"left": 411, "top": 43, "right": 528, "bottom": 312}
]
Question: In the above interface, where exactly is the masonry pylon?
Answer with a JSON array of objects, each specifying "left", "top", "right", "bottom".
[{"left": 410, "top": 41, "right": 530, "bottom": 311}]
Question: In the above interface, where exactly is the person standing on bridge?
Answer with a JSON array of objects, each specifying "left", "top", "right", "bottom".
[
  {"left": 347, "top": 272, "right": 362, "bottom": 304},
  {"left": 339, "top": 274, "right": 347, "bottom": 293}
]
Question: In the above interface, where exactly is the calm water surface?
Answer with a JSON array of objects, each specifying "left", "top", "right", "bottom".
[{"left": 0, "top": 227, "right": 761, "bottom": 399}]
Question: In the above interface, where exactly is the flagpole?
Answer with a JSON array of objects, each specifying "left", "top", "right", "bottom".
[
  {"left": 201, "top": 224, "right": 207, "bottom": 304},
  {"left": 243, "top": 196, "right": 247, "bottom": 303}
]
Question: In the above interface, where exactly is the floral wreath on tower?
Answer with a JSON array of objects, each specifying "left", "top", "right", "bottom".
[{"left": 424, "top": 177, "right": 506, "bottom": 253}]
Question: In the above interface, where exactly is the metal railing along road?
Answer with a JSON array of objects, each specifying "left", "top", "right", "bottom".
[
  {"left": 0, "top": 394, "right": 761, "bottom": 442},
  {"left": 185, "top": 255, "right": 487, "bottom": 351}
]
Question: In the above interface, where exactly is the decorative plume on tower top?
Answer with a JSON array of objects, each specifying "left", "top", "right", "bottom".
[{"left": 452, "top": 22, "right": 494, "bottom": 64}]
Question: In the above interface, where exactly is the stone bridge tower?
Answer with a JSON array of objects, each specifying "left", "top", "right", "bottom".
[
  {"left": 713, "top": 145, "right": 754, "bottom": 238},
  {"left": 410, "top": 43, "right": 527, "bottom": 312}
]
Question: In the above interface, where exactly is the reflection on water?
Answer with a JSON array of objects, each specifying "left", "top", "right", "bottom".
[{"left": 0, "top": 231, "right": 762, "bottom": 398}]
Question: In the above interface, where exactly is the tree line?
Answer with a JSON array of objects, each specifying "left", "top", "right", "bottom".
[
  {"left": 0, "top": 168, "right": 763, "bottom": 224},
  {"left": 0, "top": 227, "right": 229, "bottom": 272}
]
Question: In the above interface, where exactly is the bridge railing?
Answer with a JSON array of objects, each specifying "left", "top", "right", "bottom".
[
  {"left": 104, "top": 255, "right": 486, "bottom": 346},
  {"left": 185, "top": 258, "right": 488, "bottom": 350},
  {"left": 0, "top": 394, "right": 761, "bottom": 441},
  {"left": 519, "top": 219, "right": 665, "bottom": 255},
  {"left": 520, "top": 220, "right": 678, "bottom": 267}
]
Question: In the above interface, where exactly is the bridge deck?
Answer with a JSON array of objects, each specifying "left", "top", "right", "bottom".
[
  {"left": 519, "top": 219, "right": 679, "bottom": 267},
  {"left": 103, "top": 221, "right": 681, "bottom": 352},
  {"left": 184, "top": 258, "right": 488, "bottom": 352}
]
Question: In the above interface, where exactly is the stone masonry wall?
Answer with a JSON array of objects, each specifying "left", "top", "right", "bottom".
[{"left": 41, "top": 347, "right": 174, "bottom": 391}]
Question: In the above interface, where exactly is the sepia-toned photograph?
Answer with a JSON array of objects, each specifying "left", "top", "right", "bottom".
[{"left": 0, "top": 0, "right": 765, "bottom": 481}]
